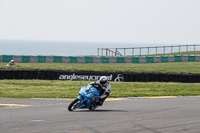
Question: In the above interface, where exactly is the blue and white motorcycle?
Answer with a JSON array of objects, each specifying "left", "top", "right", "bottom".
[{"left": 68, "top": 84, "right": 100, "bottom": 111}]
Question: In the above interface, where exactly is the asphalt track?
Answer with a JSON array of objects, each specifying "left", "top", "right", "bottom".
[{"left": 0, "top": 96, "right": 200, "bottom": 133}]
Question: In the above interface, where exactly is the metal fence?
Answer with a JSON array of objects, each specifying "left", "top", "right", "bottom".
[{"left": 98, "top": 44, "right": 200, "bottom": 56}]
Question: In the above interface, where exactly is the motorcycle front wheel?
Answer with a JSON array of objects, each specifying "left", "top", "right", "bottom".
[{"left": 68, "top": 98, "right": 80, "bottom": 111}]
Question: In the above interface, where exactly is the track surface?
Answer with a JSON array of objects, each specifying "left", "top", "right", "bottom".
[{"left": 0, "top": 97, "right": 200, "bottom": 133}]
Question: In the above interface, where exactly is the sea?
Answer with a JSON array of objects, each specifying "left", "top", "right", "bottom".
[{"left": 0, "top": 40, "right": 190, "bottom": 56}]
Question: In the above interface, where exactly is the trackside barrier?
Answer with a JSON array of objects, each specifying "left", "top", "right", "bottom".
[
  {"left": 30, "top": 56, "right": 37, "bottom": 63},
  {"left": 125, "top": 57, "right": 132, "bottom": 63},
  {"left": 54, "top": 56, "right": 62, "bottom": 63},
  {"left": 161, "top": 56, "right": 168, "bottom": 62},
  {"left": 38, "top": 56, "right": 46, "bottom": 63},
  {"left": 70, "top": 56, "right": 77, "bottom": 63},
  {"left": 62, "top": 56, "right": 70, "bottom": 63},
  {"left": 1, "top": 55, "right": 200, "bottom": 63},
  {"left": 46, "top": 56, "right": 54, "bottom": 63},
  {"left": 174, "top": 55, "right": 182, "bottom": 62},
  {"left": 117, "top": 57, "right": 124, "bottom": 63},
  {"left": 102, "top": 57, "right": 109, "bottom": 63},
  {"left": 154, "top": 56, "right": 161, "bottom": 63},
  {"left": 132, "top": 57, "right": 139, "bottom": 63},
  {"left": 0, "top": 70, "right": 200, "bottom": 83},
  {"left": 22, "top": 56, "right": 30, "bottom": 63},
  {"left": 3, "top": 55, "right": 13, "bottom": 62},
  {"left": 0, "top": 55, "right": 2, "bottom": 62},
  {"left": 109, "top": 57, "right": 117, "bottom": 63},
  {"left": 85, "top": 57, "right": 93, "bottom": 63},
  {"left": 146, "top": 56, "right": 154, "bottom": 63},
  {"left": 188, "top": 55, "right": 195, "bottom": 62},
  {"left": 93, "top": 57, "right": 101, "bottom": 63}
]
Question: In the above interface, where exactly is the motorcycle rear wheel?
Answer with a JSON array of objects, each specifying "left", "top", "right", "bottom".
[{"left": 68, "top": 98, "right": 80, "bottom": 111}]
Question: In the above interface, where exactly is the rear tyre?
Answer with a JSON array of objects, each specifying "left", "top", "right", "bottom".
[{"left": 68, "top": 98, "right": 80, "bottom": 111}]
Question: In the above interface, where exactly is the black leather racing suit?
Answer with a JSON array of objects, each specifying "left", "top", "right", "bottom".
[{"left": 90, "top": 80, "right": 111, "bottom": 106}]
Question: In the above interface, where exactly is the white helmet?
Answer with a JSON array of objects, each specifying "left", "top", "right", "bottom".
[{"left": 99, "top": 76, "right": 108, "bottom": 85}]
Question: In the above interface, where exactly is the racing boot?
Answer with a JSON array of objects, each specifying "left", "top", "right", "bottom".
[{"left": 89, "top": 96, "right": 99, "bottom": 110}]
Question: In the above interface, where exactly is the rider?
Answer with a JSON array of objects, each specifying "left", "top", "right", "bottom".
[{"left": 89, "top": 76, "right": 111, "bottom": 109}]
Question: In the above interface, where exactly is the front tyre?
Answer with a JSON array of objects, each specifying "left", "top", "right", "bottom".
[{"left": 68, "top": 98, "right": 80, "bottom": 111}]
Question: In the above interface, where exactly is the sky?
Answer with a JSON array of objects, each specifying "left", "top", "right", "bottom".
[{"left": 0, "top": 0, "right": 200, "bottom": 44}]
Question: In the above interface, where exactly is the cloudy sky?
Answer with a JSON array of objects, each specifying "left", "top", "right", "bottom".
[{"left": 0, "top": 0, "right": 200, "bottom": 44}]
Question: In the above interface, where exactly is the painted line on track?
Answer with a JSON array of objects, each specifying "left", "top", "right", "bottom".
[
  {"left": 106, "top": 98, "right": 127, "bottom": 101},
  {"left": 0, "top": 104, "right": 31, "bottom": 107},
  {"left": 145, "top": 96, "right": 177, "bottom": 99}
]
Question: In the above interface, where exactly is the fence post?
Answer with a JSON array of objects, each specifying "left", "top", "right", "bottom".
[
  {"left": 194, "top": 45, "right": 196, "bottom": 53},
  {"left": 106, "top": 48, "right": 108, "bottom": 56},
  {"left": 156, "top": 47, "right": 157, "bottom": 54},
  {"left": 164, "top": 46, "right": 165, "bottom": 54},
  {"left": 187, "top": 45, "right": 188, "bottom": 53},
  {"left": 171, "top": 46, "right": 173, "bottom": 54},
  {"left": 132, "top": 48, "right": 134, "bottom": 56}
]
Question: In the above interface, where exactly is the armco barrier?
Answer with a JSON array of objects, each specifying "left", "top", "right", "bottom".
[
  {"left": 77, "top": 57, "right": 85, "bottom": 63},
  {"left": 70, "top": 56, "right": 77, "bottom": 63},
  {"left": 161, "top": 56, "right": 168, "bottom": 62},
  {"left": 54, "top": 56, "right": 62, "bottom": 63},
  {"left": 154, "top": 56, "right": 161, "bottom": 63},
  {"left": 188, "top": 55, "right": 195, "bottom": 62},
  {"left": 102, "top": 57, "right": 109, "bottom": 63},
  {"left": 62, "top": 56, "right": 70, "bottom": 63},
  {"left": 85, "top": 57, "right": 93, "bottom": 63},
  {"left": 109, "top": 57, "right": 117, "bottom": 63},
  {"left": 132, "top": 57, "right": 139, "bottom": 63},
  {"left": 1, "top": 55, "right": 200, "bottom": 63},
  {"left": 139, "top": 57, "right": 146, "bottom": 63},
  {"left": 46, "top": 56, "right": 54, "bottom": 63},
  {"left": 30, "top": 56, "right": 38, "bottom": 63},
  {"left": 117, "top": 57, "right": 124, "bottom": 63},
  {"left": 182, "top": 55, "right": 188, "bottom": 62},
  {"left": 125, "top": 57, "right": 132, "bottom": 63},
  {"left": 0, "top": 55, "right": 2, "bottom": 62},
  {"left": 146, "top": 56, "right": 154, "bottom": 63},
  {"left": 13, "top": 55, "right": 22, "bottom": 63},
  {"left": 196, "top": 55, "right": 200, "bottom": 61},
  {"left": 93, "top": 57, "right": 101, "bottom": 63},
  {"left": 22, "top": 56, "right": 30, "bottom": 63},
  {"left": 3, "top": 55, "right": 13, "bottom": 62},
  {"left": 0, "top": 70, "right": 200, "bottom": 83},
  {"left": 38, "top": 56, "right": 46, "bottom": 63},
  {"left": 168, "top": 56, "right": 174, "bottom": 62}
]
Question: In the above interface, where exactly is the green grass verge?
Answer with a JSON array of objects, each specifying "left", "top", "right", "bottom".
[
  {"left": 0, "top": 80, "right": 200, "bottom": 98},
  {"left": 1, "top": 62, "right": 200, "bottom": 74}
]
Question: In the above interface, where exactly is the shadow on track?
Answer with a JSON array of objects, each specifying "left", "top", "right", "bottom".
[{"left": 73, "top": 109, "right": 128, "bottom": 112}]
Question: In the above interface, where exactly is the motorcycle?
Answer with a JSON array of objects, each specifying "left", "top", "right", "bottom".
[{"left": 68, "top": 84, "right": 100, "bottom": 111}]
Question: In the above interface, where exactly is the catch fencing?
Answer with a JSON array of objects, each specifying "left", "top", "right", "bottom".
[{"left": 98, "top": 44, "right": 200, "bottom": 56}]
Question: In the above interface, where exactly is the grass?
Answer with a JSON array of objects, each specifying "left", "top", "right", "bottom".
[
  {"left": 0, "top": 80, "right": 200, "bottom": 98},
  {"left": 1, "top": 62, "right": 200, "bottom": 74}
]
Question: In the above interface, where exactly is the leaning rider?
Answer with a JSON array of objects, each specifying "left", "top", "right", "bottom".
[{"left": 89, "top": 76, "right": 111, "bottom": 109}]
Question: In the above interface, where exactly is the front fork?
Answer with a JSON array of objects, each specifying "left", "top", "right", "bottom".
[{"left": 77, "top": 95, "right": 87, "bottom": 107}]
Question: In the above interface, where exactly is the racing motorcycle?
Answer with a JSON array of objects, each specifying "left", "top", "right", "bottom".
[{"left": 68, "top": 84, "right": 100, "bottom": 111}]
